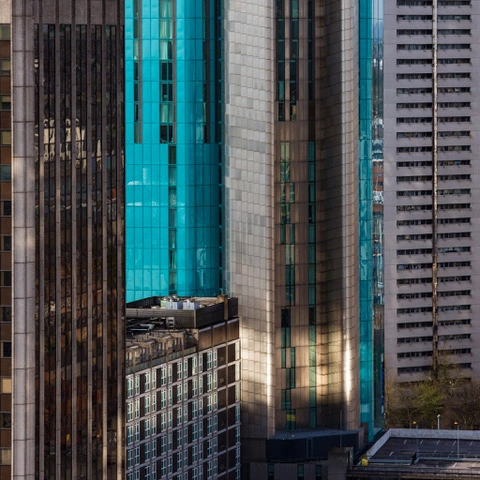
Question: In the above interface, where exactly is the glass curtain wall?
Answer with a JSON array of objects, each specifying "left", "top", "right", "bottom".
[
  {"left": 126, "top": 0, "right": 223, "bottom": 301},
  {"left": 359, "top": 0, "right": 384, "bottom": 439}
]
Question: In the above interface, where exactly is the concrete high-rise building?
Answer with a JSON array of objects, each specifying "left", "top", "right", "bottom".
[
  {"left": 125, "top": 0, "right": 381, "bottom": 476},
  {"left": 384, "top": 0, "right": 480, "bottom": 382},
  {"left": 0, "top": 1, "right": 125, "bottom": 478}
]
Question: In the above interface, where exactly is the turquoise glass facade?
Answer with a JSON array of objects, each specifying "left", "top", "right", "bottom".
[
  {"left": 126, "top": 0, "right": 223, "bottom": 302},
  {"left": 359, "top": 0, "right": 384, "bottom": 440},
  {"left": 359, "top": 0, "right": 374, "bottom": 440}
]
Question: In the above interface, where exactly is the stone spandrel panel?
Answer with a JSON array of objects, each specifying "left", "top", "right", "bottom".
[
  {"left": 0, "top": 1, "right": 10, "bottom": 24},
  {"left": 223, "top": 0, "right": 276, "bottom": 459}
]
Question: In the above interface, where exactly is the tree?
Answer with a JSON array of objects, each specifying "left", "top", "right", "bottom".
[
  {"left": 444, "top": 380, "right": 480, "bottom": 430},
  {"left": 412, "top": 380, "right": 444, "bottom": 428},
  {"left": 384, "top": 369, "right": 444, "bottom": 429}
]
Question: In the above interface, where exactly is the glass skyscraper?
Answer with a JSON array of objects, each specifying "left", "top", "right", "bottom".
[
  {"left": 2, "top": 1, "right": 125, "bottom": 478},
  {"left": 359, "top": 0, "right": 384, "bottom": 440},
  {"left": 126, "top": 0, "right": 223, "bottom": 302},
  {"left": 125, "top": 0, "right": 382, "bottom": 476}
]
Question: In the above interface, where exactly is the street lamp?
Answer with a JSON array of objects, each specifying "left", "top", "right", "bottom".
[
  {"left": 413, "top": 421, "right": 419, "bottom": 457},
  {"left": 454, "top": 422, "right": 460, "bottom": 458},
  {"left": 437, "top": 414, "right": 440, "bottom": 430}
]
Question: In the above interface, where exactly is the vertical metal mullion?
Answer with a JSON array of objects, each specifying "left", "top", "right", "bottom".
[
  {"left": 116, "top": 12, "right": 125, "bottom": 478},
  {"left": 70, "top": 11, "right": 78, "bottom": 478},
  {"left": 86, "top": 2, "right": 93, "bottom": 476},
  {"left": 101, "top": 2, "right": 109, "bottom": 475},
  {"left": 54, "top": 3, "right": 63, "bottom": 476},
  {"left": 37, "top": 17, "right": 46, "bottom": 480}
]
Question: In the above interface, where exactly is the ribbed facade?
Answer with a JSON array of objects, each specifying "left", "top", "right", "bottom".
[
  {"left": 272, "top": 0, "right": 360, "bottom": 432},
  {"left": 223, "top": 0, "right": 277, "bottom": 466},
  {"left": 384, "top": 0, "right": 480, "bottom": 381},
  {"left": 7, "top": 1, "right": 125, "bottom": 478}
]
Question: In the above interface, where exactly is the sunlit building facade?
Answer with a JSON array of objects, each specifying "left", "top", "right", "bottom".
[
  {"left": 125, "top": 296, "right": 241, "bottom": 480},
  {"left": 125, "top": 0, "right": 381, "bottom": 477},
  {"left": 384, "top": 0, "right": 480, "bottom": 382},
  {"left": 225, "top": 0, "right": 373, "bottom": 475},
  {"left": 2, "top": 1, "right": 125, "bottom": 478}
]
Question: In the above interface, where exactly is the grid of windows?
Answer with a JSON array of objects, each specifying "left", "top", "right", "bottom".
[
  {"left": 280, "top": 142, "right": 295, "bottom": 305},
  {"left": 387, "top": 0, "right": 477, "bottom": 380},
  {"left": 280, "top": 308, "right": 296, "bottom": 430},
  {"left": 308, "top": 142, "right": 316, "bottom": 427},
  {"left": 126, "top": 0, "right": 223, "bottom": 301},
  {"left": 158, "top": 0, "right": 173, "bottom": 143},
  {"left": 0, "top": 24, "right": 11, "bottom": 476},
  {"left": 126, "top": 326, "right": 241, "bottom": 479}
]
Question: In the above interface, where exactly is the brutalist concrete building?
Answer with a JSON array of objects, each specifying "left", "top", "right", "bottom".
[{"left": 384, "top": 0, "right": 480, "bottom": 382}]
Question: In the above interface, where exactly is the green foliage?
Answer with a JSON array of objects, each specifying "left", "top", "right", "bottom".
[
  {"left": 385, "top": 379, "right": 443, "bottom": 429},
  {"left": 413, "top": 381, "right": 444, "bottom": 428}
]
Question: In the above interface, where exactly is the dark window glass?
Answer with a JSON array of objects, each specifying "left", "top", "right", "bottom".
[
  {"left": 0, "top": 412, "right": 11, "bottom": 428},
  {"left": 2, "top": 341, "right": 11, "bottom": 357},
  {"left": 1, "top": 271, "right": 11, "bottom": 286},
  {"left": 1, "top": 200, "right": 11, "bottom": 216},
  {"left": 1, "top": 306, "right": 11, "bottom": 322}
]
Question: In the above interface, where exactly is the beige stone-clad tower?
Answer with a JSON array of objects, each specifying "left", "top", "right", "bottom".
[
  {"left": 223, "top": 0, "right": 277, "bottom": 463},
  {"left": 224, "top": 0, "right": 361, "bottom": 474},
  {"left": 0, "top": 1, "right": 125, "bottom": 478}
]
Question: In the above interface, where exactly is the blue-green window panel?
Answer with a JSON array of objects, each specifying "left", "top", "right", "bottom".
[
  {"left": 126, "top": 0, "right": 222, "bottom": 301},
  {"left": 359, "top": 136, "right": 372, "bottom": 158},
  {"left": 176, "top": 0, "right": 202, "bottom": 18},
  {"left": 143, "top": 62, "right": 162, "bottom": 88},
  {"left": 359, "top": 78, "right": 373, "bottom": 100},
  {"left": 359, "top": 172, "right": 372, "bottom": 196},
  {"left": 359, "top": 0, "right": 375, "bottom": 439},
  {"left": 360, "top": 362, "right": 373, "bottom": 392},
  {"left": 359, "top": 123, "right": 373, "bottom": 145},
  {"left": 127, "top": 182, "right": 169, "bottom": 210},
  {"left": 359, "top": 216, "right": 372, "bottom": 238},
  {"left": 359, "top": 37, "right": 372, "bottom": 57},
  {"left": 175, "top": 229, "right": 219, "bottom": 254},
  {"left": 177, "top": 267, "right": 220, "bottom": 297},
  {"left": 359, "top": 240, "right": 373, "bottom": 263},
  {"left": 359, "top": 299, "right": 373, "bottom": 338},
  {"left": 360, "top": 248, "right": 373, "bottom": 270},
  {"left": 125, "top": 37, "right": 135, "bottom": 59}
]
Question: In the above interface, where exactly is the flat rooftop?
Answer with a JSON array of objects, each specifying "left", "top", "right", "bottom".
[
  {"left": 125, "top": 295, "right": 239, "bottom": 373},
  {"left": 349, "top": 429, "right": 480, "bottom": 479},
  {"left": 126, "top": 295, "right": 238, "bottom": 333}
]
